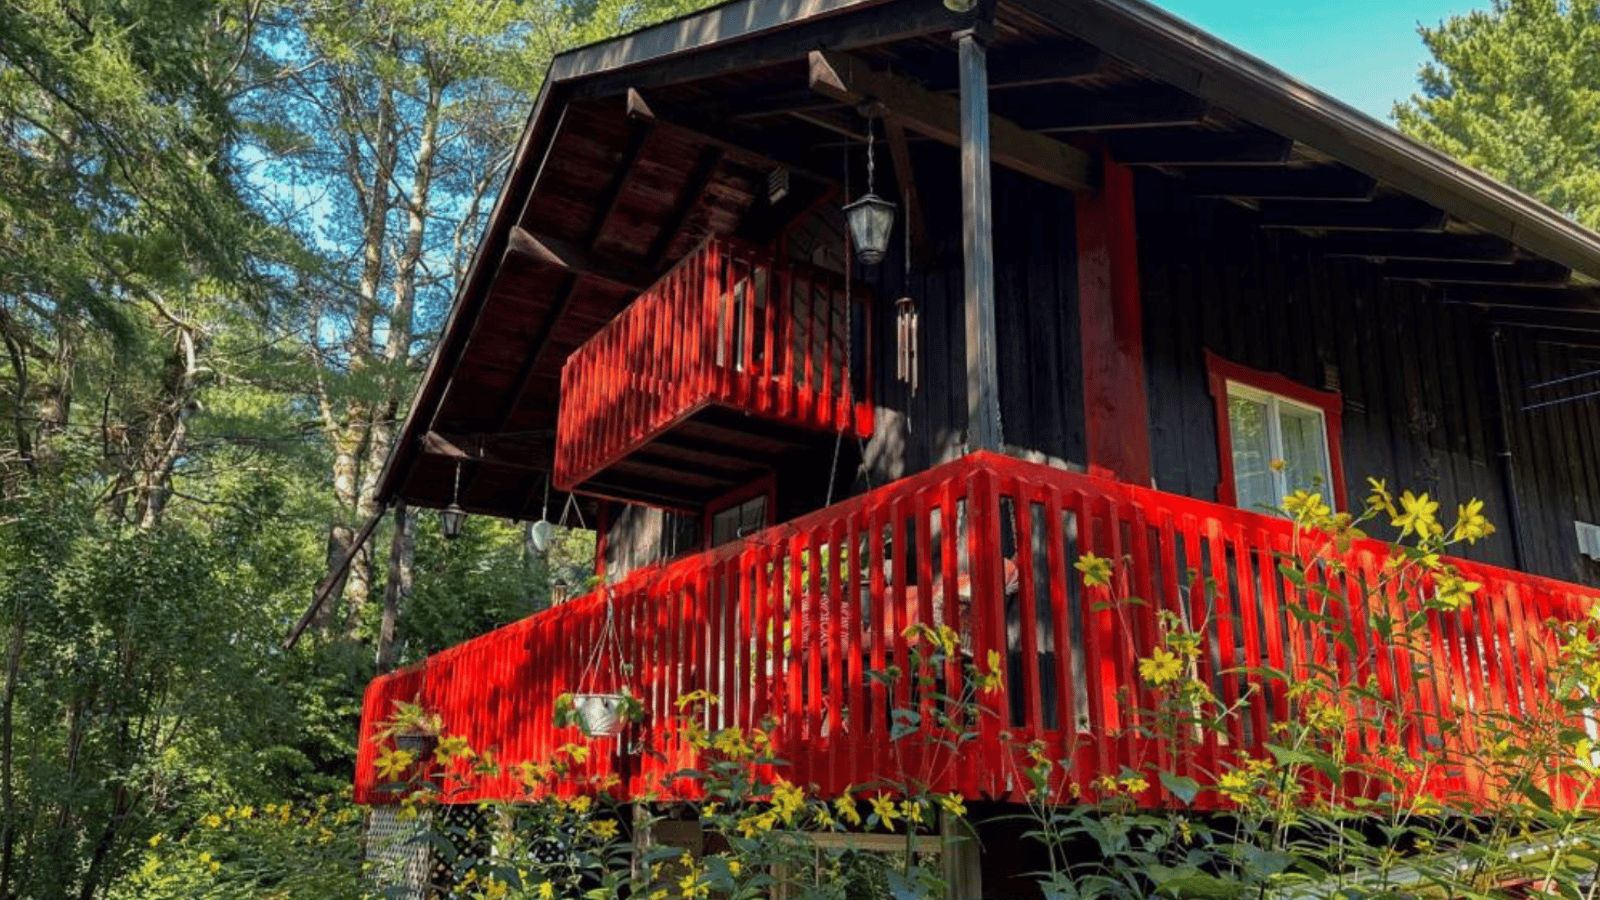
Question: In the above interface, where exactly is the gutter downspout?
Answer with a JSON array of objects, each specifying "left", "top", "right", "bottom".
[{"left": 1490, "top": 327, "right": 1531, "bottom": 572}]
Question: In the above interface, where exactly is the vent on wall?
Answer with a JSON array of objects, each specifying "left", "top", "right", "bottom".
[{"left": 1577, "top": 521, "right": 1600, "bottom": 561}]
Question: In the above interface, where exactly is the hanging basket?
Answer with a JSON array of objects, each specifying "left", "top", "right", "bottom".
[
  {"left": 572, "top": 692, "right": 627, "bottom": 738},
  {"left": 394, "top": 732, "right": 438, "bottom": 759}
]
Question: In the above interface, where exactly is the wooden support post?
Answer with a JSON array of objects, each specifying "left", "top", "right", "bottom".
[
  {"left": 1076, "top": 154, "right": 1152, "bottom": 483},
  {"left": 940, "top": 809, "right": 982, "bottom": 898},
  {"left": 957, "top": 28, "right": 1001, "bottom": 453}
]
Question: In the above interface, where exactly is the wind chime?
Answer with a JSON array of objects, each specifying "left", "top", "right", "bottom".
[
  {"left": 840, "top": 106, "right": 919, "bottom": 418},
  {"left": 895, "top": 198, "right": 918, "bottom": 402}
]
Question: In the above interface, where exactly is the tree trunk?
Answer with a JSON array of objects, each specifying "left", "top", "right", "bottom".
[{"left": 377, "top": 500, "right": 412, "bottom": 671}]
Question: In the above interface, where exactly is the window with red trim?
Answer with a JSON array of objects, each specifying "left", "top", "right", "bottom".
[{"left": 1205, "top": 351, "right": 1346, "bottom": 513}]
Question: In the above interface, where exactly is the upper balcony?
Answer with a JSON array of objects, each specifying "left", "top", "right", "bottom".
[
  {"left": 357, "top": 452, "right": 1598, "bottom": 811},
  {"left": 553, "top": 238, "right": 873, "bottom": 508}
]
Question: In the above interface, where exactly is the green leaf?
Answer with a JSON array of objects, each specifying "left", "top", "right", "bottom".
[{"left": 1159, "top": 771, "right": 1201, "bottom": 806}]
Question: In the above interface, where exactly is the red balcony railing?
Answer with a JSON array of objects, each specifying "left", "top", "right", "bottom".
[
  {"left": 357, "top": 452, "right": 1597, "bottom": 809},
  {"left": 554, "top": 238, "right": 872, "bottom": 496}
]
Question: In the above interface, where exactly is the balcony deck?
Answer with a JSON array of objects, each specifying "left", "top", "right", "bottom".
[
  {"left": 553, "top": 238, "right": 873, "bottom": 508},
  {"left": 356, "top": 452, "right": 1597, "bottom": 810}
]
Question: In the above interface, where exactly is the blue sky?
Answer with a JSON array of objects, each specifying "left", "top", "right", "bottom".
[{"left": 1157, "top": 0, "right": 1476, "bottom": 121}]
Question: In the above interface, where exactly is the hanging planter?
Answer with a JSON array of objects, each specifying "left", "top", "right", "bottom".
[
  {"left": 556, "top": 689, "right": 644, "bottom": 738},
  {"left": 557, "top": 591, "right": 644, "bottom": 738}
]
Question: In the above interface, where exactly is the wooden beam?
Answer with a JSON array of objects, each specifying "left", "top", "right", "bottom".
[
  {"left": 1484, "top": 307, "right": 1600, "bottom": 333},
  {"left": 423, "top": 429, "right": 556, "bottom": 470},
  {"left": 646, "top": 144, "right": 725, "bottom": 268},
  {"left": 915, "top": 39, "right": 1108, "bottom": 91},
  {"left": 506, "top": 227, "right": 654, "bottom": 292},
  {"left": 956, "top": 28, "right": 1002, "bottom": 452},
  {"left": 1180, "top": 166, "right": 1376, "bottom": 201},
  {"left": 1109, "top": 129, "right": 1293, "bottom": 166},
  {"left": 988, "top": 41, "right": 1107, "bottom": 89},
  {"left": 1507, "top": 326, "right": 1600, "bottom": 350},
  {"left": 1441, "top": 287, "right": 1600, "bottom": 311},
  {"left": 1257, "top": 197, "right": 1447, "bottom": 231},
  {"left": 998, "top": 85, "right": 1207, "bottom": 132},
  {"left": 626, "top": 88, "right": 833, "bottom": 187},
  {"left": 883, "top": 118, "right": 929, "bottom": 265},
  {"left": 1314, "top": 232, "right": 1516, "bottom": 262},
  {"left": 591, "top": 118, "right": 654, "bottom": 240},
  {"left": 567, "top": 0, "right": 972, "bottom": 100},
  {"left": 807, "top": 49, "right": 1093, "bottom": 193},
  {"left": 1381, "top": 259, "right": 1571, "bottom": 286}
]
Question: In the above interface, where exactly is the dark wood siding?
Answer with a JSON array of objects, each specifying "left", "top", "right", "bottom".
[
  {"left": 855, "top": 145, "right": 1085, "bottom": 485},
  {"left": 1137, "top": 172, "right": 1600, "bottom": 585}
]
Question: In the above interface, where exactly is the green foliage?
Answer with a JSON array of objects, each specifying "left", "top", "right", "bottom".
[{"left": 1396, "top": 0, "right": 1600, "bottom": 227}]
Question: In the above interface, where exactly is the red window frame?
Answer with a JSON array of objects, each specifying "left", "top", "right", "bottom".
[
  {"left": 703, "top": 474, "right": 777, "bottom": 549},
  {"left": 1204, "top": 350, "right": 1347, "bottom": 512}
]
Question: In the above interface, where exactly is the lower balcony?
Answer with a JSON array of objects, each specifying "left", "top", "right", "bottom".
[
  {"left": 356, "top": 451, "right": 1597, "bottom": 810},
  {"left": 553, "top": 237, "right": 873, "bottom": 508}
]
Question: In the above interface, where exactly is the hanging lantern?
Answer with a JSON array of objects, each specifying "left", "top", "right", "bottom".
[
  {"left": 844, "top": 110, "right": 896, "bottom": 267},
  {"left": 440, "top": 502, "right": 467, "bottom": 539},
  {"left": 844, "top": 193, "right": 897, "bottom": 266},
  {"left": 440, "top": 460, "right": 467, "bottom": 539}
]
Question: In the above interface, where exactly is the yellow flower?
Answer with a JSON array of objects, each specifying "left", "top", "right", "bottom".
[
  {"left": 201, "top": 814, "right": 223, "bottom": 829},
  {"left": 1118, "top": 775, "right": 1149, "bottom": 795},
  {"left": 1074, "top": 553, "right": 1112, "bottom": 588},
  {"left": 434, "top": 734, "right": 472, "bottom": 764},
  {"left": 1217, "top": 769, "right": 1252, "bottom": 804},
  {"left": 935, "top": 625, "right": 960, "bottom": 657},
  {"left": 679, "top": 868, "right": 711, "bottom": 898},
  {"left": 1367, "top": 477, "right": 1396, "bottom": 517},
  {"left": 1432, "top": 570, "right": 1482, "bottom": 610},
  {"left": 834, "top": 795, "right": 862, "bottom": 827},
  {"left": 1137, "top": 647, "right": 1182, "bottom": 686},
  {"left": 772, "top": 778, "right": 806, "bottom": 825},
  {"left": 537, "top": 882, "right": 556, "bottom": 900},
  {"left": 374, "top": 747, "right": 415, "bottom": 781},
  {"left": 1393, "top": 490, "right": 1441, "bottom": 538},
  {"left": 870, "top": 794, "right": 900, "bottom": 831},
  {"left": 1283, "top": 490, "right": 1331, "bottom": 525},
  {"left": 938, "top": 794, "right": 966, "bottom": 818},
  {"left": 589, "top": 819, "right": 619, "bottom": 840},
  {"left": 976, "top": 650, "right": 1005, "bottom": 693},
  {"left": 199, "top": 852, "right": 212, "bottom": 864},
  {"left": 902, "top": 799, "right": 924, "bottom": 826},
  {"left": 728, "top": 859, "right": 742, "bottom": 876},
  {"left": 1451, "top": 499, "right": 1495, "bottom": 545},
  {"left": 567, "top": 795, "right": 592, "bottom": 816},
  {"left": 147, "top": 833, "right": 162, "bottom": 848},
  {"left": 1269, "top": 458, "right": 1287, "bottom": 472}
]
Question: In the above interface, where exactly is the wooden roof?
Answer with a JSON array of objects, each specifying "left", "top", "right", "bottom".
[{"left": 378, "top": 0, "right": 1600, "bottom": 518}]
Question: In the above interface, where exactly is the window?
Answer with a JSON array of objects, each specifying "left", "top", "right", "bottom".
[
  {"left": 1205, "top": 351, "right": 1345, "bottom": 513},
  {"left": 705, "top": 476, "right": 775, "bottom": 548}
]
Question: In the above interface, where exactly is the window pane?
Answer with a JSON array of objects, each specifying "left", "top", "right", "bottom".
[
  {"left": 1228, "top": 394, "right": 1276, "bottom": 512},
  {"left": 1278, "top": 404, "right": 1330, "bottom": 498}
]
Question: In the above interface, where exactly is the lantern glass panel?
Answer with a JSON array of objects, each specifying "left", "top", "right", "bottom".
[{"left": 843, "top": 193, "right": 896, "bottom": 265}]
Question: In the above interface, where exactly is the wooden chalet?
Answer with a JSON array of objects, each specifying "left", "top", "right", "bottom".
[{"left": 358, "top": 0, "right": 1600, "bottom": 885}]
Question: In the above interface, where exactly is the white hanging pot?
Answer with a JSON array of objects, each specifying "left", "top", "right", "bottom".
[
  {"left": 530, "top": 519, "right": 554, "bottom": 554},
  {"left": 573, "top": 693, "right": 625, "bottom": 737}
]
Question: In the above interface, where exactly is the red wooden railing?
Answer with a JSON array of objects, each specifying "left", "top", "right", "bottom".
[
  {"left": 357, "top": 452, "right": 1598, "bottom": 809},
  {"left": 553, "top": 238, "right": 873, "bottom": 492}
]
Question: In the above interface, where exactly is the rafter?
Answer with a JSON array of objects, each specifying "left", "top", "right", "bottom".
[
  {"left": 807, "top": 49, "right": 1093, "bottom": 193},
  {"left": 505, "top": 227, "right": 654, "bottom": 293}
]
